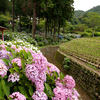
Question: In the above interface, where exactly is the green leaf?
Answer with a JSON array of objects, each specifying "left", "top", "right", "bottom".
[
  {"left": 54, "top": 71, "right": 59, "bottom": 79},
  {"left": 14, "top": 86, "right": 19, "bottom": 91},
  {"left": 14, "top": 66, "right": 20, "bottom": 72},
  {"left": 12, "top": 62, "right": 18, "bottom": 67},
  {"left": 23, "top": 49, "right": 28, "bottom": 59},
  {"left": 9, "top": 68, "right": 15, "bottom": 73},
  {"left": 9, "top": 56, "right": 14, "bottom": 64},
  {"left": 0, "top": 90, "right": 4, "bottom": 99},
  {"left": 0, "top": 80, "right": 2, "bottom": 90},
  {"left": 44, "top": 83, "right": 54, "bottom": 97},
  {"left": 1, "top": 80, "right": 10, "bottom": 97},
  {"left": 60, "top": 72, "right": 64, "bottom": 80},
  {"left": 10, "top": 48, "right": 16, "bottom": 55},
  {"left": 18, "top": 86, "right": 28, "bottom": 97},
  {"left": 19, "top": 50, "right": 23, "bottom": 58},
  {"left": 29, "top": 86, "right": 34, "bottom": 96},
  {"left": 5, "top": 47, "right": 9, "bottom": 51},
  {"left": 2, "top": 58, "right": 9, "bottom": 66},
  {"left": 21, "top": 59, "right": 25, "bottom": 71},
  {"left": 27, "top": 51, "right": 33, "bottom": 59}
]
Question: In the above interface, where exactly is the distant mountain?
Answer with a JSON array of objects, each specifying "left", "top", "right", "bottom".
[
  {"left": 74, "top": 5, "right": 100, "bottom": 17},
  {"left": 86, "top": 5, "right": 100, "bottom": 13},
  {"left": 74, "top": 10, "right": 85, "bottom": 17}
]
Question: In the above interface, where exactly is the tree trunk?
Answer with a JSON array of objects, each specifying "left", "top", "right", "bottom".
[
  {"left": 53, "top": 19, "right": 56, "bottom": 42},
  {"left": 29, "top": 12, "right": 31, "bottom": 33},
  {"left": 12, "top": 0, "right": 15, "bottom": 32},
  {"left": 51, "top": 20, "right": 53, "bottom": 36},
  {"left": 93, "top": 28, "right": 94, "bottom": 37},
  {"left": 63, "top": 25, "right": 65, "bottom": 34},
  {"left": 58, "top": 22, "right": 60, "bottom": 42},
  {"left": 45, "top": 18, "right": 48, "bottom": 38},
  {"left": 32, "top": 0, "right": 36, "bottom": 39},
  {"left": 19, "top": 15, "right": 21, "bottom": 32}
]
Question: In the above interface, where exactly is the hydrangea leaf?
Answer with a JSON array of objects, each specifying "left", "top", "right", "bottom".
[
  {"left": 1, "top": 79, "right": 10, "bottom": 97},
  {"left": 2, "top": 58, "right": 9, "bottom": 66},
  {"left": 0, "top": 90, "right": 4, "bottom": 99}
]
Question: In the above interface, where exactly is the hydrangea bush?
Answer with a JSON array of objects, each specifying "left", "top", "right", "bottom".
[{"left": 0, "top": 41, "right": 80, "bottom": 100}]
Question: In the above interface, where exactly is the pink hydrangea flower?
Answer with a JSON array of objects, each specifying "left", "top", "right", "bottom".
[
  {"left": 47, "top": 62, "right": 60, "bottom": 75},
  {"left": 62, "top": 75, "right": 75, "bottom": 89},
  {"left": 35, "top": 79, "right": 44, "bottom": 92},
  {"left": 0, "top": 44, "right": 7, "bottom": 50},
  {"left": 11, "top": 45, "right": 18, "bottom": 51},
  {"left": 12, "top": 58, "right": 22, "bottom": 69},
  {"left": 9, "top": 92, "right": 26, "bottom": 100},
  {"left": 25, "top": 64, "right": 39, "bottom": 83},
  {"left": 38, "top": 71, "right": 46, "bottom": 82},
  {"left": 32, "top": 52, "right": 47, "bottom": 72},
  {"left": 52, "top": 86, "right": 65, "bottom": 100},
  {"left": 0, "top": 50, "right": 12, "bottom": 59},
  {"left": 32, "top": 91, "right": 48, "bottom": 100},
  {"left": 8, "top": 72, "right": 20, "bottom": 83},
  {"left": 0, "top": 63, "right": 8, "bottom": 77}
]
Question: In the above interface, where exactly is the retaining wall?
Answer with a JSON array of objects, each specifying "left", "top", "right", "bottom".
[{"left": 56, "top": 50, "right": 100, "bottom": 100}]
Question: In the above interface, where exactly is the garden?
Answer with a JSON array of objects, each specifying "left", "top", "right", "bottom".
[
  {"left": 0, "top": 39, "right": 80, "bottom": 100},
  {"left": 1, "top": 0, "right": 100, "bottom": 100},
  {"left": 60, "top": 37, "right": 100, "bottom": 69}
]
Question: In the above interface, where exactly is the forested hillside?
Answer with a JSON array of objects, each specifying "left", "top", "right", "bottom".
[
  {"left": 74, "top": 10, "right": 85, "bottom": 17},
  {"left": 75, "top": 5, "right": 100, "bottom": 17}
]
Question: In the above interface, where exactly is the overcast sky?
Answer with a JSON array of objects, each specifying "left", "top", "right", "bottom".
[{"left": 73, "top": 0, "right": 100, "bottom": 11}]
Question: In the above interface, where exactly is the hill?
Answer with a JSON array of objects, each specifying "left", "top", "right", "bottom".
[
  {"left": 74, "top": 5, "right": 100, "bottom": 17},
  {"left": 74, "top": 10, "right": 85, "bottom": 17}
]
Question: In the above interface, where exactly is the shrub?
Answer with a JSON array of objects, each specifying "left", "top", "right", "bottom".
[
  {"left": 63, "top": 57, "right": 70, "bottom": 71},
  {"left": 94, "top": 32, "right": 100, "bottom": 36},
  {"left": 35, "top": 35, "right": 44, "bottom": 42},
  {"left": 0, "top": 42, "right": 79, "bottom": 100},
  {"left": 81, "top": 32, "right": 92, "bottom": 37},
  {"left": 84, "top": 29, "right": 93, "bottom": 33},
  {"left": 38, "top": 42, "right": 44, "bottom": 46}
]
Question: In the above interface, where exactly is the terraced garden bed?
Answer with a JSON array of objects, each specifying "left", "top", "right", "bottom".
[{"left": 60, "top": 37, "right": 100, "bottom": 68}]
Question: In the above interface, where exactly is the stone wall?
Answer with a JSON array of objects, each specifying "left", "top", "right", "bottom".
[{"left": 56, "top": 50, "right": 100, "bottom": 100}]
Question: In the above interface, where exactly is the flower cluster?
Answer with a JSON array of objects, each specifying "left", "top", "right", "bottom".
[
  {"left": 53, "top": 75, "right": 79, "bottom": 100},
  {"left": 0, "top": 63, "right": 8, "bottom": 77},
  {"left": 47, "top": 62, "right": 60, "bottom": 75},
  {"left": 8, "top": 72, "right": 20, "bottom": 83},
  {"left": 32, "top": 91, "right": 48, "bottom": 100},
  {"left": 0, "top": 43, "right": 79, "bottom": 100},
  {"left": 12, "top": 58, "right": 22, "bottom": 69},
  {"left": 9, "top": 92, "right": 26, "bottom": 100}
]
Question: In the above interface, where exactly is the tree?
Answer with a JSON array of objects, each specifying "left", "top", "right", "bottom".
[
  {"left": 82, "top": 12, "right": 100, "bottom": 37},
  {"left": 0, "top": 0, "right": 11, "bottom": 14}
]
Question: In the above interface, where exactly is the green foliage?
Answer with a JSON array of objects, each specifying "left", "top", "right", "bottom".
[
  {"left": 35, "top": 35, "right": 44, "bottom": 42},
  {"left": 74, "top": 10, "right": 85, "bottom": 18},
  {"left": 63, "top": 57, "right": 70, "bottom": 70},
  {"left": 0, "top": 32, "right": 37, "bottom": 46},
  {"left": 84, "top": 29, "right": 93, "bottom": 33},
  {"left": 94, "top": 32, "right": 100, "bottom": 36},
  {"left": 38, "top": 42, "right": 44, "bottom": 46},
  {"left": 60, "top": 37, "right": 100, "bottom": 63},
  {"left": 0, "top": 14, "right": 9, "bottom": 27},
  {"left": 81, "top": 32, "right": 92, "bottom": 37}
]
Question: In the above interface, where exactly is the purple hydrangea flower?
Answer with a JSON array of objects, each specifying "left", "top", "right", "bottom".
[
  {"left": 12, "top": 58, "right": 22, "bottom": 69},
  {"left": 25, "top": 64, "right": 39, "bottom": 83},
  {"left": 8, "top": 72, "right": 20, "bottom": 83},
  {"left": 0, "top": 63, "right": 8, "bottom": 77},
  {"left": 32, "top": 91, "right": 48, "bottom": 100},
  {"left": 0, "top": 50, "right": 11, "bottom": 59},
  {"left": 9, "top": 92, "right": 26, "bottom": 100},
  {"left": 62, "top": 75, "right": 75, "bottom": 89}
]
